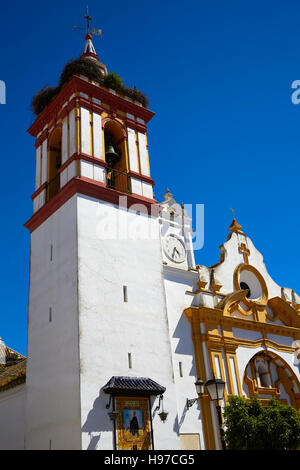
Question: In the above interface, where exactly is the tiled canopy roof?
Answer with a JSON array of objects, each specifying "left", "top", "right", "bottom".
[
  {"left": 0, "top": 359, "right": 26, "bottom": 392},
  {"left": 103, "top": 376, "right": 166, "bottom": 397},
  {"left": 0, "top": 345, "right": 26, "bottom": 392}
]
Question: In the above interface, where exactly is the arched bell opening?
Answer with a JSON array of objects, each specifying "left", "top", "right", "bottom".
[
  {"left": 47, "top": 127, "right": 62, "bottom": 201},
  {"left": 243, "top": 351, "right": 300, "bottom": 411},
  {"left": 103, "top": 120, "right": 130, "bottom": 193}
]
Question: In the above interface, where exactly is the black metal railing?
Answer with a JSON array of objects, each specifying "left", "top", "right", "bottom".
[{"left": 105, "top": 167, "right": 131, "bottom": 194}]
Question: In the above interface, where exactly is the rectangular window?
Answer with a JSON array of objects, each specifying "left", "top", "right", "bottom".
[{"left": 49, "top": 307, "right": 52, "bottom": 323}]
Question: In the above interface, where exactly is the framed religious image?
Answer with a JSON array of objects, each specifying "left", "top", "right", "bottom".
[{"left": 115, "top": 396, "right": 152, "bottom": 450}]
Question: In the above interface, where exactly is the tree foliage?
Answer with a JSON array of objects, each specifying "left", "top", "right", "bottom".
[{"left": 223, "top": 395, "right": 300, "bottom": 450}]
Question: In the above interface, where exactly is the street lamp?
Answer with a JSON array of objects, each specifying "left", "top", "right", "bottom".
[
  {"left": 186, "top": 378, "right": 205, "bottom": 409},
  {"left": 205, "top": 377, "right": 226, "bottom": 450}
]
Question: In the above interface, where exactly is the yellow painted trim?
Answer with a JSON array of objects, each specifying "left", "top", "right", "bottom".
[
  {"left": 233, "top": 263, "right": 269, "bottom": 308},
  {"left": 189, "top": 322, "right": 216, "bottom": 450},
  {"left": 144, "top": 133, "right": 151, "bottom": 178},
  {"left": 185, "top": 306, "right": 300, "bottom": 340}
]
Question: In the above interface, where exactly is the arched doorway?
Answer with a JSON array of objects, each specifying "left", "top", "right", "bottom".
[
  {"left": 47, "top": 127, "right": 62, "bottom": 201},
  {"left": 243, "top": 351, "right": 300, "bottom": 411}
]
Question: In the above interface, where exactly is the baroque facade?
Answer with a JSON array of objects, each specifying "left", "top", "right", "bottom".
[{"left": 0, "top": 33, "right": 299, "bottom": 450}]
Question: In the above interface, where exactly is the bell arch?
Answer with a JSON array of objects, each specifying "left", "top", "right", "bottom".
[
  {"left": 243, "top": 351, "right": 300, "bottom": 411},
  {"left": 47, "top": 126, "right": 62, "bottom": 201},
  {"left": 103, "top": 119, "right": 130, "bottom": 193}
]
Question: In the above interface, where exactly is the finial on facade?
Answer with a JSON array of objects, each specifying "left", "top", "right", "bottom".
[
  {"left": 163, "top": 188, "right": 173, "bottom": 201},
  {"left": 229, "top": 218, "right": 243, "bottom": 234}
]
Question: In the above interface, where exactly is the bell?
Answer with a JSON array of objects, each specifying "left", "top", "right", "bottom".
[{"left": 105, "top": 143, "right": 120, "bottom": 163}]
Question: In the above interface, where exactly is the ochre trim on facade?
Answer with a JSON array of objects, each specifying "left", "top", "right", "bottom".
[{"left": 185, "top": 302, "right": 300, "bottom": 449}]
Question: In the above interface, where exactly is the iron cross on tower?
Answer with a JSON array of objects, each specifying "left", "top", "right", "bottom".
[{"left": 73, "top": 6, "right": 103, "bottom": 37}]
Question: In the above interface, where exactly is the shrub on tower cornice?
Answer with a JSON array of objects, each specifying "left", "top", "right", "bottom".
[{"left": 31, "top": 57, "right": 149, "bottom": 116}]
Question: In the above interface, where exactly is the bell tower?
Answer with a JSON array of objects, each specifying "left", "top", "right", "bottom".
[
  {"left": 24, "top": 23, "right": 179, "bottom": 450},
  {"left": 26, "top": 35, "right": 156, "bottom": 227}
]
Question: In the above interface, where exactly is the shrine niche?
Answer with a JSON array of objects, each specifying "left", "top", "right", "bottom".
[
  {"left": 243, "top": 351, "right": 300, "bottom": 409},
  {"left": 115, "top": 396, "right": 152, "bottom": 450}
]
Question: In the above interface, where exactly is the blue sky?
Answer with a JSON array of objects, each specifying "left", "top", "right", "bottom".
[{"left": 1, "top": 0, "right": 300, "bottom": 355}]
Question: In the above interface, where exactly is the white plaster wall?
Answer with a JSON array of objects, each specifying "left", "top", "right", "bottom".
[
  {"left": 60, "top": 168, "right": 68, "bottom": 188},
  {"left": 80, "top": 160, "right": 94, "bottom": 180},
  {"left": 81, "top": 108, "right": 90, "bottom": 155},
  {"left": 131, "top": 177, "right": 142, "bottom": 196},
  {"left": 25, "top": 195, "right": 81, "bottom": 450},
  {"left": 163, "top": 266, "right": 206, "bottom": 449},
  {"left": 68, "top": 160, "right": 77, "bottom": 181},
  {"left": 94, "top": 164, "right": 105, "bottom": 183},
  {"left": 93, "top": 112, "right": 102, "bottom": 159},
  {"left": 142, "top": 181, "right": 153, "bottom": 199},
  {"left": 33, "top": 188, "right": 46, "bottom": 213},
  {"left": 127, "top": 128, "right": 139, "bottom": 172},
  {"left": 138, "top": 132, "right": 150, "bottom": 176},
  {"left": 35, "top": 146, "right": 41, "bottom": 190},
  {"left": 77, "top": 196, "right": 180, "bottom": 450},
  {"left": 41, "top": 139, "right": 48, "bottom": 184},
  {"left": 0, "top": 385, "right": 26, "bottom": 449},
  {"left": 80, "top": 161, "right": 105, "bottom": 183}
]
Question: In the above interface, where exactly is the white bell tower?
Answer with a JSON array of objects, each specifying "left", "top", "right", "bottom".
[{"left": 24, "top": 30, "right": 180, "bottom": 450}]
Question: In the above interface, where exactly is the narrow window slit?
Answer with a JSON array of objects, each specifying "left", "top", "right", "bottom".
[
  {"left": 123, "top": 285, "right": 128, "bottom": 302},
  {"left": 128, "top": 353, "right": 132, "bottom": 369}
]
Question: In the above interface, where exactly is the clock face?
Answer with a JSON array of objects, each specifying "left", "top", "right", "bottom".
[{"left": 163, "top": 234, "right": 186, "bottom": 263}]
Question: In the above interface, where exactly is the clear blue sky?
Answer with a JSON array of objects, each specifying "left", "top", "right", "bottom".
[{"left": 1, "top": 0, "right": 300, "bottom": 355}]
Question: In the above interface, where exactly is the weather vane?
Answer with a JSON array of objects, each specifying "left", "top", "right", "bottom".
[{"left": 73, "top": 6, "right": 103, "bottom": 37}]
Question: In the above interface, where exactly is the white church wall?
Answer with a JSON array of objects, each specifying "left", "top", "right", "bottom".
[
  {"left": 127, "top": 128, "right": 139, "bottom": 172},
  {"left": 163, "top": 267, "right": 206, "bottom": 449},
  {"left": 35, "top": 146, "right": 41, "bottom": 190},
  {"left": 0, "top": 385, "right": 26, "bottom": 450},
  {"left": 213, "top": 233, "right": 284, "bottom": 301},
  {"left": 77, "top": 195, "right": 180, "bottom": 450},
  {"left": 93, "top": 112, "right": 102, "bottom": 159},
  {"left": 142, "top": 181, "right": 153, "bottom": 199},
  {"left": 137, "top": 132, "right": 150, "bottom": 176},
  {"left": 25, "top": 195, "right": 81, "bottom": 450},
  {"left": 41, "top": 139, "right": 48, "bottom": 185},
  {"left": 81, "top": 107, "right": 90, "bottom": 155}
]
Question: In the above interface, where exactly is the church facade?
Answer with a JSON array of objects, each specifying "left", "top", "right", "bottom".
[{"left": 0, "top": 33, "right": 299, "bottom": 451}]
